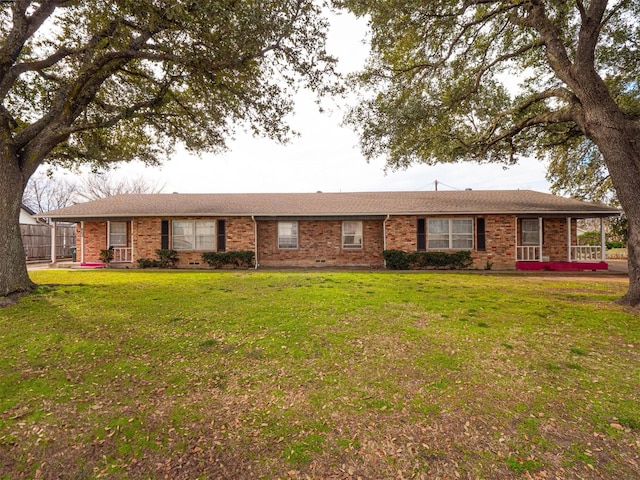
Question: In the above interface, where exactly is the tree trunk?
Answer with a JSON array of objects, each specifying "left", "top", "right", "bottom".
[
  {"left": 585, "top": 113, "right": 640, "bottom": 306},
  {"left": 0, "top": 152, "right": 35, "bottom": 298}
]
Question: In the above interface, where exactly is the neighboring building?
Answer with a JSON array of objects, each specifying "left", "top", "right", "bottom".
[
  {"left": 20, "top": 204, "right": 41, "bottom": 225},
  {"left": 39, "top": 190, "right": 620, "bottom": 270}
]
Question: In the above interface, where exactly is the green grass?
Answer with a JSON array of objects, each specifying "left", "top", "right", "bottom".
[{"left": 1, "top": 269, "right": 638, "bottom": 479}]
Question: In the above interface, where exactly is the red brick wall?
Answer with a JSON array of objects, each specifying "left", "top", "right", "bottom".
[
  {"left": 385, "top": 214, "right": 518, "bottom": 270},
  {"left": 77, "top": 222, "right": 108, "bottom": 263},
  {"left": 479, "top": 215, "right": 517, "bottom": 269},
  {"left": 385, "top": 215, "right": 579, "bottom": 269},
  {"left": 257, "top": 219, "right": 384, "bottom": 268},
  {"left": 540, "top": 217, "right": 577, "bottom": 261},
  {"left": 79, "top": 217, "right": 256, "bottom": 266},
  {"left": 77, "top": 215, "right": 579, "bottom": 269}
]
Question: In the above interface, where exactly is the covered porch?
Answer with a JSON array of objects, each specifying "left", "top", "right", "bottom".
[
  {"left": 48, "top": 219, "right": 134, "bottom": 266},
  {"left": 515, "top": 216, "right": 610, "bottom": 271}
]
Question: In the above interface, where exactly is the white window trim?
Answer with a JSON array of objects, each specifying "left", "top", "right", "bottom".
[
  {"left": 277, "top": 221, "right": 299, "bottom": 249},
  {"left": 342, "top": 221, "right": 363, "bottom": 249},
  {"left": 172, "top": 220, "right": 216, "bottom": 251},
  {"left": 521, "top": 218, "right": 540, "bottom": 245},
  {"left": 108, "top": 221, "right": 128, "bottom": 247},
  {"left": 427, "top": 218, "right": 474, "bottom": 250}
]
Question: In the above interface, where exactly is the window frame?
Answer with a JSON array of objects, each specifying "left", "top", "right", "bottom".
[
  {"left": 277, "top": 221, "right": 299, "bottom": 249},
  {"left": 342, "top": 220, "right": 363, "bottom": 250},
  {"left": 109, "top": 221, "right": 128, "bottom": 247},
  {"left": 172, "top": 220, "right": 216, "bottom": 251},
  {"left": 427, "top": 218, "right": 474, "bottom": 250},
  {"left": 521, "top": 218, "right": 540, "bottom": 245}
]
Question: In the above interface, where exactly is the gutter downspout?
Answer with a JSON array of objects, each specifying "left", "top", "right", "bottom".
[{"left": 251, "top": 216, "right": 258, "bottom": 269}]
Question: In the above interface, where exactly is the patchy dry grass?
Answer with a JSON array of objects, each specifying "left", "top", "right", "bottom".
[{"left": 0, "top": 270, "right": 638, "bottom": 479}]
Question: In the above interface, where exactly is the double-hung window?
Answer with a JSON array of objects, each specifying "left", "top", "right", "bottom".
[
  {"left": 278, "top": 221, "right": 298, "bottom": 249},
  {"left": 427, "top": 218, "right": 473, "bottom": 249},
  {"left": 109, "top": 222, "right": 127, "bottom": 246},
  {"left": 172, "top": 220, "right": 215, "bottom": 250},
  {"left": 342, "top": 221, "right": 363, "bottom": 249},
  {"left": 521, "top": 219, "right": 540, "bottom": 245}
]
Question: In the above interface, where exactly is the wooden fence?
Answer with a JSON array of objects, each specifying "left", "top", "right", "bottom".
[{"left": 21, "top": 223, "right": 76, "bottom": 260}]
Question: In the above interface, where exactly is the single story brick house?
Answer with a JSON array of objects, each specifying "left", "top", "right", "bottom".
[{"left": 39, "top": 190, "right": 620, "bottom": 270}]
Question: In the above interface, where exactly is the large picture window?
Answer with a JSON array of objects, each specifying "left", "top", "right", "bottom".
[
  {"left": 342, "top": 221, "right": 363, "bottom": 249},
  {"left": 427, "top": 218, "right": 473, "bottom": 249},
  {"left": 278, "top": 221, "right": 298, "bottom": 249},
  {"left": 172, "top": 220, "right": 215, "bottom": 250}
]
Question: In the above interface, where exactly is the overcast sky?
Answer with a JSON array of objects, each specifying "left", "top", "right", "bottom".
[{"left": 74, "top": 11, "right": 552, "bottom": 195}]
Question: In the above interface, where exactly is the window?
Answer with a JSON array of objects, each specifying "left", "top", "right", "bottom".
[
  {"left": 342, "top": 221, "right": 363, "bottom": 249},
  {"left": 278, "top": 221, "right": 298, "bottom": 249},
  {"left": 109, "top": 222, "right": 127, "bottom": 246},
  {"left": 521, "top": 219, "right": 540, "bottom": 245},
  {"left": 172, "top": 220, "right": 215, "bottom": 250},
  {"left": 427, "top": 218, "right": 473, "bottom": 249}
]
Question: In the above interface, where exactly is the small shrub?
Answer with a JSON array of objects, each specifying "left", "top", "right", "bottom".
[
  {"left": 99, "top": 248, "right": 113, "bottom": 264},
  {"left": 137, "top": 250, "right": 179, "bottom": 268},
  {"left": 137, "top": 258, "right": 158, "bottom": 269},
  {"left": 202, "top": 251, "right": 255, "bottom": 269},
  {"left": 383, "top": 250, "right": 473, "bottom": 270},
  {"left": 382, "top": 249, "right": 410, "bottom": 270},
  {"left": 155, "top": 249, "right": 179, "bottom": 268}
]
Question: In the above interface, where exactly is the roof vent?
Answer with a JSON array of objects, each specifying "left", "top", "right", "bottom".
[{"left": 465, "top": 188, "right": 472, "bottom": 191}]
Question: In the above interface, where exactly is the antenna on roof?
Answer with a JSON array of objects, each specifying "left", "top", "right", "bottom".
[{"left": 435, "top": 180, "right": 438, "bottom": 191}]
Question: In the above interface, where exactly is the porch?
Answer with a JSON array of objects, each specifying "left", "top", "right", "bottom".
[{"left": 515, "top": 217, "right": 609, "bottom": 271}]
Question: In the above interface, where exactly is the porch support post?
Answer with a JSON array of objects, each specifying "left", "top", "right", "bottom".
[
  {"left": 600, "top": 218, "right": 606, "bottom": 261},
  {"left": 130, "top": 220, "right": 134, "bottom": 263},
  {"left": 567, "top": 217, "right": 572, "bottom": 262},
  {"left": 50, "top": 221, "right": 57, "bottom": 265},
  {"left": 251, "top": 215, "right": 258, "bottom": 269},
  {"left": 515, "top": 216, "right": 519, "bottom": 262},
  {"left": 538, "top": 217, "right": 543, "bottom": 262},
  {"left": 80, "top": 221, "right": 85, "bottom": 263}
]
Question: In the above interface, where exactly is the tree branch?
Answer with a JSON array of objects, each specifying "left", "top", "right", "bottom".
[
  {"left": 521, "top": 0, "right": 575, "bottom": 85},
  {"left": 575, "top": 0, "right": 608, "bottom": 67}
]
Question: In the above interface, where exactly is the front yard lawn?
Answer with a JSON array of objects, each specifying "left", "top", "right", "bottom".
[{"left": 1, "top": 270, "right": 638, "bottom": 479}]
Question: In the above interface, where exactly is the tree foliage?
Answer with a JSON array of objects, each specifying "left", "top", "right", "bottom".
[
  {"left": 546, "top": 141, "right": 613, "bottom": 204},
  {"left": 1, "top": 0, "right": 337, "bottom": 177},
  {"left": 0, "top": 0, "right": 337, "bottom": 297},
  {"left": 344, "top": 0, "right": 639, "bottom": 167},
  {"left": 343, "top": 0, "right": 640, "bottom": 304}
]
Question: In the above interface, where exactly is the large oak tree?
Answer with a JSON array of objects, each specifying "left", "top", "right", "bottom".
[
  {"left": 0, "top": 0, "right": 337, "bottom": 297},
  {"left": 344, "top": 0, "right": 640, "bottom": 305}
]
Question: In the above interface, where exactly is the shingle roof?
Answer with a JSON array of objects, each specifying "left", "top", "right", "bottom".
[{"left": 39, "top": 190, "right": 620, "bottom": 221}]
